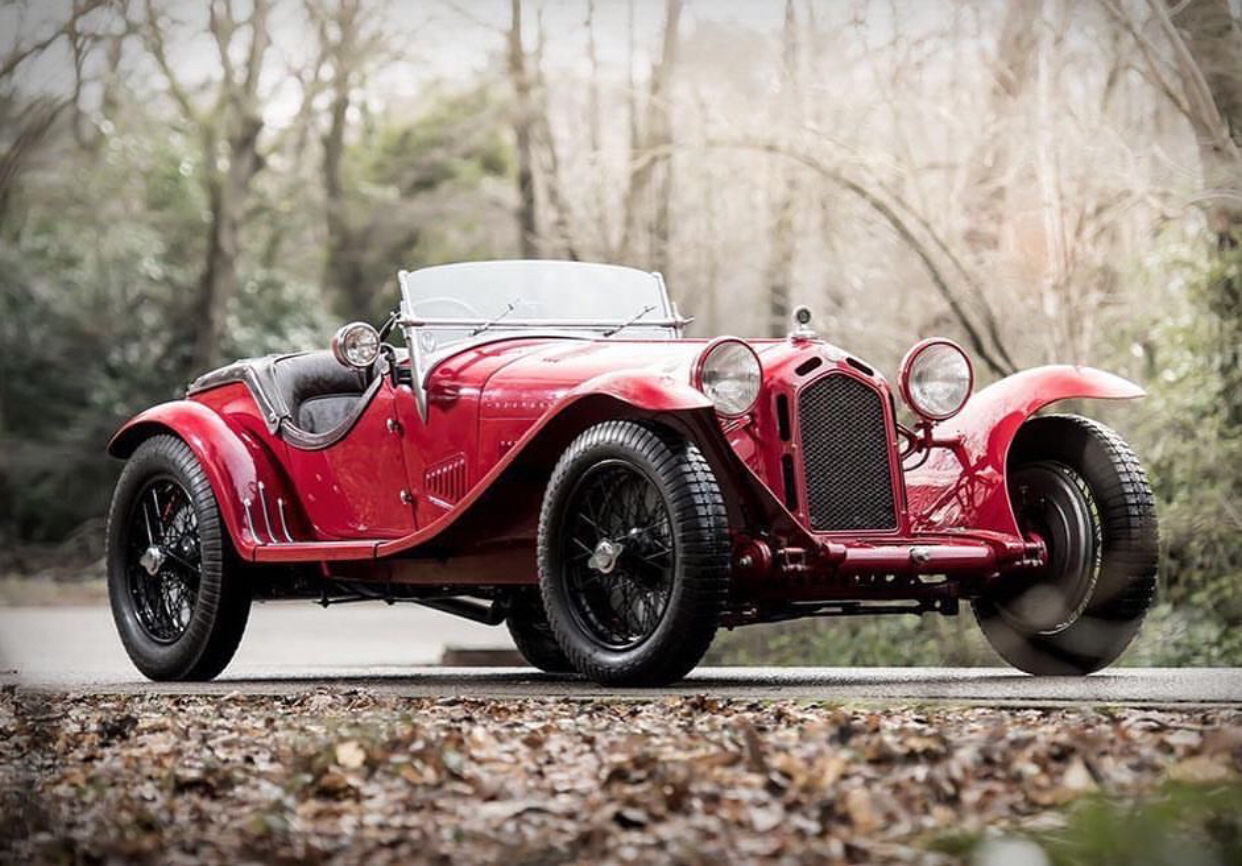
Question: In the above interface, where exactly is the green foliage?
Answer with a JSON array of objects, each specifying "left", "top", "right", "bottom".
[
  {"left": 709, "top": 614, "right": 997, "bottom": 667},
  {"left": 971, "top": 783, "right": 1242, "bottom": 866},
  {"left": 0, "top": 116, "right": 330, "bottom": 542},
  {"left": 1126, "top": 235, "right": 1242, "bottom": 630},
  {"left": 356, "top": 83, "right": 513, "bottom": 195}
]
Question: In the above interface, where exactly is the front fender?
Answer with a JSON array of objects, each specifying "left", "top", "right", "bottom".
[
  {"left": 904, "top": 365, "right": 1144, "bottom": 536},
  {"left": 560, "top": 368, "right": 715, "bottom": 412},
  {"left": 376, "top": 371, "right": 725, "bottom": 557},
  {"left": 108, "top": 401, "right": 287, "bottom": 559}
]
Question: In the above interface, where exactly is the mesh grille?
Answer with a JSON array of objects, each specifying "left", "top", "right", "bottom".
[{"left": 797, "top": 374, "right": 898, "bottom": 531}]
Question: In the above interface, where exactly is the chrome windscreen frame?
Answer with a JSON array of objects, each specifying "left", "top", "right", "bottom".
[{"left": 396, "top": 267, "right": 690, "bottom": 420}]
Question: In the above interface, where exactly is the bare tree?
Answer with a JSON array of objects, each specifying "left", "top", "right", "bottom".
[
  {"left": 619, "top": 0, "right": 682, "bottom": 272},
  {"left": 141, "top": 0, "right": 273, "bottom": 372},
  {"left": 309, "top": 0, "right": 391, "bottom": 318},
  {"left": 1162, "top": 0, "right": 1242, "bottom": 422},
  {"left": 1160, "top": 0, "right": 1242, "bottom": 243},
  {"left": 0, "top": 0, "right": 114, "bottom": 223},
  {"left": 763, "top": 0, "right": 800, "bottom": 337},
  {"left": 1102, "top": 0, "right": 1242, "bottom": 418},
  {"left": 961, "top": 0, "right": 1041, "bottom": 254},
  {"left": 532, "top": 11, "right": 579, "bottom": 260},
  {"left": 508, "top": 0, "right": 538, "bottom": 258}
]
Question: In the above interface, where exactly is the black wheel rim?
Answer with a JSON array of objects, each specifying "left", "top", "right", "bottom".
[
  {"left": 560, "top": 460, "right": 676, "bottom": 651},
  {"left": 124, "top": 477, "right": 201, "bottom": 644},
  {"left": 997, "top": 462, "right": 1101, "bottom": 635}
]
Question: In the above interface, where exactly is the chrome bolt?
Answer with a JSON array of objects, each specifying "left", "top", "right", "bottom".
[{"left": 138, "top": 546, "right": 167, "bottom": 576}]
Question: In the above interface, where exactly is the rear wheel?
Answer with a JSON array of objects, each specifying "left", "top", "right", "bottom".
[
  {"left": 505, "top": 590, "right": 573, "bottom": 673},
  {"left": 974, "top": 415, "right": 1159, "bottom": 675},
  {"left": 538, "top": 421, "right": 729, "bottom": 686},
  {"left": 106, "top": 435, "right": 251, "bottom": 681}
]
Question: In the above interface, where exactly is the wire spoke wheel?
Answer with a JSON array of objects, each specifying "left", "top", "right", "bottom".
[
  {"left": 124, "top": 477, "right": 201, "bottom": 644},
  {"left": 108, "top": 435, "right": 251, "bottom": 681},
  {"left": 561, "top": 460, "right": 675, "bottom": 651},
  {"left": 539, "top": 421, "right": 728, "bottom": 685}
]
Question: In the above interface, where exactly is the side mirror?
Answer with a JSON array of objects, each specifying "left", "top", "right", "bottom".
[{"left": 331, "top": 321, "right": 381, "bottom": 369}]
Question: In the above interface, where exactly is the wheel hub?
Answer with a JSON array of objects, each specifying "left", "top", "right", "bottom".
[
  {"left": 138, "top": 545, "right": 167, "bottom": 577},
  {"left": 588, "top": 539, "right": 623, "bottom": 574}
]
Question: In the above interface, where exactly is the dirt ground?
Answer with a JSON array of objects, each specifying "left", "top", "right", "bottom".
[{"left": 2, "top": 689, "right": 1240, "bottom": 865}]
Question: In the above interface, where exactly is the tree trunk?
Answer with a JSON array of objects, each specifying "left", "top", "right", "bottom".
[
  {"left": 620, "top": 0, "right": 682, "bottom": 270},
  {"left": 1171, "top": 0, "right": 1242, "bottom": 240},
  {"left": 190, "top": 114, "right": 263, "bottom": 373},
  {"left": 321, "top": 0, "right": 371, "bottom": 319},
  {"left": 961, "top": 0, "right": 1041, "bottom": 253},
  {"left": 0, "top": 98, "right": 63, "bottom": 226},
  {"left": 532, "top": 17, "right": 578, "bottom": 260},
  {"left": 764, "top": 0, "right": 799, "bottom": 337},
  {"left": 509, "top": 0, "right": 538, "bottom": 259}
]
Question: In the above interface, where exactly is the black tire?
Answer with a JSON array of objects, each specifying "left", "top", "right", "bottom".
[
  {"left": 106, "top": 434, "right": 251, "bottom": 681},
  {"left": 505, "top": 589, "right": 574, "bottom": 673},
  {"left": 974, "top": 415, "right": 1159, "bottom": 675},
  {"left": 538, "top": 421, "right": 729, "bottom": 686}
]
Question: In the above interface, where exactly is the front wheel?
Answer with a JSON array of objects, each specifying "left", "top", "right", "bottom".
[
  {"left": 974, "top": 415, "right": 1159, "bottom": 675},
  {"left": 106, "top": 435, "right": 251, "bottom": 681},
  {"left": 538, "top": 421, "right": 730, "bottom": 686}
]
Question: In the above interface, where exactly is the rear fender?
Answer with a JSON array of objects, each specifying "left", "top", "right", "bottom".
[
  {"left": 904, "top": 365, "right": 1144, "bottom": 536},
  {"left": 108, "top": 401, "right": 291, "bottom": 559}
]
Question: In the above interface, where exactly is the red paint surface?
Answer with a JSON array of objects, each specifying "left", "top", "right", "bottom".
[{"left": 109, "top": 337, "right": 1143, "bottom": 595}]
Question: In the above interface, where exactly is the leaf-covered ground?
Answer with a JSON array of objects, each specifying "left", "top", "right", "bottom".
[{"left": 1, "top": 689, "right": 1239, "bottom": 865}]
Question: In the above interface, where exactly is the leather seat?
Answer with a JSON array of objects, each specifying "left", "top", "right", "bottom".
[
  {"left": 188, "top": 350, "right": 383, "bottom": 451},
  {"left": 270, "top": 352, "right": 369, "bottom": 435}
]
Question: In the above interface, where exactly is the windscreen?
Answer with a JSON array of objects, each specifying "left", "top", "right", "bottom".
[{"left": 399, "top": 260, "right": 674, "bottom": 351}]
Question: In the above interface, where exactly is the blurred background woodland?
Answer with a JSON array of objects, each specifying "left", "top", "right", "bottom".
[{"left": 0, "top": 0, "right": 1239, "bottom": 664}]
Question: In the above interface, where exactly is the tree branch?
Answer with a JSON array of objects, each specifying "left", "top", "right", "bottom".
[
  {"left": 1096, "top": 0, "right": 1196, "bottom": 121},
  {"left": 142, "top": 0, "right": 205, "bottom": 128},
  {"left": 708, "top": 138, "right": 1016, "bottom": 377}
]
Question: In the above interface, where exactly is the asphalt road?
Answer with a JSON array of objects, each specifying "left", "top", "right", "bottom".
[{"left": 3, "top": 603, "right": 1240, "bottom": 705}]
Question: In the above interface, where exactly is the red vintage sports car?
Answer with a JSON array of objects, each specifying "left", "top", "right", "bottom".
[{"left": 107, "top": 260, "right": 1158, "bottom": 684}]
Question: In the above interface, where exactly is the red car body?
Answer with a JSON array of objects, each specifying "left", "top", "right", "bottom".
[
  {"left": 108, "top": 329, "right": 1141, "bottom": 617},
  {"left": 105, "top": 260, "right": 1158, "bottom": 684}
]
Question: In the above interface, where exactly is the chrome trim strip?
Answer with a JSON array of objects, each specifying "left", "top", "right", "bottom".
[
  {"left": 277, "top": 497, "right": 294, "bottom": 543},
  {"left": 398, "top": 315, "right": 692, "bottom": 329},
  {"left": 187, "top": 353, "right": 294, "bottom": 434},
  {"left": 242, "top": 497, "right": 260, "bottom": 544},
  {"left": 257, "top": 482, "right": 276, "bottom": 544}
]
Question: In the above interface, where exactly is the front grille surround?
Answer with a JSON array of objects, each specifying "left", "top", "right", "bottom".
[{"left": 795, "top": 373, "right": 899, "bottom": 532}]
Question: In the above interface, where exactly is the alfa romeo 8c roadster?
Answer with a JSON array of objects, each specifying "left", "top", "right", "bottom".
[{"left": 106, "top": 260, "right": 1159, "bottom": 685}]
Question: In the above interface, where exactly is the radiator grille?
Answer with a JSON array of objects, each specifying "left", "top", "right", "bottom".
[{"left": 797, "top": 374, "right": 898, "bottom": 531}]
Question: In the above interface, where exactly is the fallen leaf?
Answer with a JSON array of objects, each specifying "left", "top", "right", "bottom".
[
  {"left": 1167, "top": 755, "right": 1233, "bottom": 783},
  {"left": 844, "top": 787, "right": 879, "bottom": 833},
  {"left": 334, "top": 739, "right": 367, "bottom": 769},
  {"left": 1061, "top": 757, "right": 1097, "bottom": 793}
]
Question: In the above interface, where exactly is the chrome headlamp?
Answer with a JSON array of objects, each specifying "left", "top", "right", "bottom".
[
  {"left": 693, "top": 338, "right": 762, "bottom": 416},
  {"left": 898, "top": 338, "right": 973, "bottom": 421},
  {"left": 332, "top": 321, "right": 381, "bottom": 369}
]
